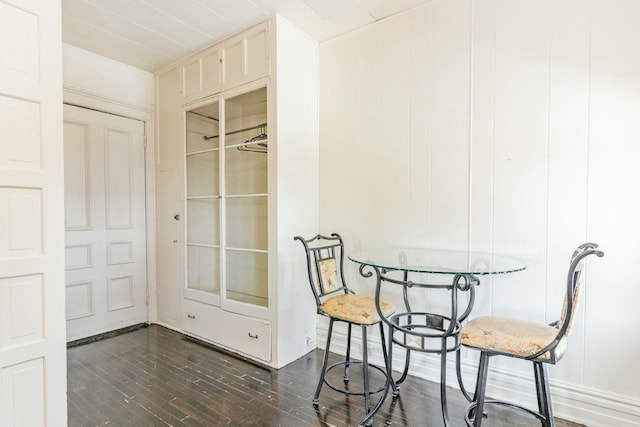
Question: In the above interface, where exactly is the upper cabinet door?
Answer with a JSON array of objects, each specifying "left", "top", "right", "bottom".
[
  {"left": 221, "top": 22, "right": 270, "bottom": 91},
  {"left": 201, "top": 46, "right": 221, "bottom": 95},
  {"left": 181, "top": 45, "right": 221, "bottom": 103}
]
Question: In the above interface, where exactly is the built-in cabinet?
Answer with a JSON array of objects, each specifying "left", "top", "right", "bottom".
[
  {"left": 220, "top": 22, "right": 270, "bottom": 91},
  {"left": 155, "top": 16, "right": 319, "bottom": 368},
  {"left": 182, "top": 85, "right": 270, "bottom": 357},
  {"left": 179, "top": 21, "right": 270, "bottom": 105},
  {"left": 180, "top": 45, "right": 220, "bottom": 103}
]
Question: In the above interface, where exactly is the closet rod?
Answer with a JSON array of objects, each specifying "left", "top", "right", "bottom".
[
  {"left": 203, "top": 123, "right": 267, "bottom": 141},
  {"left": 190, "top": 111, "right": 219, "bottom": 122}
]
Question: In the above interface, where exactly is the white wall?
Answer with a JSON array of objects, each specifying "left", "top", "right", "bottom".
[
  {"left": 62, "top": 43, "right": 154, "bottom": 110},
  {"left": 319, "top": 0, "right": 640, "bottom": 425}
]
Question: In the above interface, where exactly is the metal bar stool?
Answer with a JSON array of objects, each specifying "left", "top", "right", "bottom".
[
  {"left": 294, "top": 233, "right": 397, "bottom": 425},
  {"left": 460, "top": 243, "right": 604, "bottom": 426}
]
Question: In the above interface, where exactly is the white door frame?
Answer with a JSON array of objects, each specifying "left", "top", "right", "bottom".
[{"left": 63, "top": 86, "right": 158, "bottom": 323}]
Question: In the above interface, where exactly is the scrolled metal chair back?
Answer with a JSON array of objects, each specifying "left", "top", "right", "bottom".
[
  {"left": 528, "top": 242, "right": 604, "bottom": 361},
  {"left": 294, "top": 233, "right": 351, "bottom": 310},
  {"left": 557, "top": 243, "right": 604, "bottom": 337}
]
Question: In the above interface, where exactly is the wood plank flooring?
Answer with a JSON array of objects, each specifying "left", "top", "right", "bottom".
[{"left": 67, "top": 325, "right": 583, "bottom": 426}]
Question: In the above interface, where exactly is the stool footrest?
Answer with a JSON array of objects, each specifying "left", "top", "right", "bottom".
[
  {"left": 324, "top": 360, "right": 387, "bottom": 396},
  {"left": 465, "top": 399, "right": 548, "bottom": 426}
]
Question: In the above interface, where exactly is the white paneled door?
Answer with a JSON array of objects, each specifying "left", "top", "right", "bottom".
[
  {"left": 0, "top": 0, "right": 67, "bottom": 424},
  {"left": 63, "top": 105, "right": 148, "bottom": 341}
]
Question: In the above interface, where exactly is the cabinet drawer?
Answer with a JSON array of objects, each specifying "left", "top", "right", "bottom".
[
  {"left": 219, "top": 311, "right": 271, "bottom": 362},
  {"left": 181, "top": 298, "right": 271, "bottom": 362},
  {"left": 181, "top": 298, "right": 220, "bottom": 342}
]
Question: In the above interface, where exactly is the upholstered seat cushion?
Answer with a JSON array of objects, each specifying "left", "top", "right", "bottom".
[
  {"left": 320, "top": 294, "right": 396, "bottom": 325},
  {"left": 460, "top": 316, "right": 566, "bottom": 361}
]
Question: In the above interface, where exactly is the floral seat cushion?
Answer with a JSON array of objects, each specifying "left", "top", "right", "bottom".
[
  {"left": 460, "top": 316, "right": 566, "bottom": 361},
  {"left": 321, "top": 294, "right": 396, "bottom": 325}
]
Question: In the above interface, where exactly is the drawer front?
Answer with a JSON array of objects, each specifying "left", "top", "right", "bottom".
[
  {"left": 181, "top": 299, "right": 271, "bottom": 363},
  {"left": 181, "top": 298, "right": 220, "bottom": 343},
  {"left": 219, "top": 311, "right": 271, "bottom": 362}
]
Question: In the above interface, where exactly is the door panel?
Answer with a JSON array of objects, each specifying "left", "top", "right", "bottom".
[
  {"left": 221, "top": 22, "right": 269, "bottom": 90},
  {"left": 63, "top": 105, "right": 147, "bottom": 341},
  {"left": 0, "top": 358, "right": 45, "bottom": 426},
  {"left": 0, "top": 0, "right": 67, "bottom": 424},
  {"left": 63, "top": 121, "right": 91, "bottom": 229}
]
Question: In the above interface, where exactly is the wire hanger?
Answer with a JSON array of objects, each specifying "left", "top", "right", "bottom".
[{"left": 238, "top": 123, "right": 267, "bottom": 153}]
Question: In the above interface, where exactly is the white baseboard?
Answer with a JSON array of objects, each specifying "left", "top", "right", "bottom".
[{"left": 317, "top": 323, "right": 640, "bottom": 427}]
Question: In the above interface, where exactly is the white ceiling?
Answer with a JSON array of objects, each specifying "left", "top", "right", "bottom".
[{"left": 62, "top": 0, "right": 434, "bottom": 72}]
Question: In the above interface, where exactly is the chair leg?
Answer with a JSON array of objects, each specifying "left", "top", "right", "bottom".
[
  {"left": 377, "top": 322, "right": 399, "bottom": 397},
  {"left": 534, "top": 362, "right": 555, "bottom": 427},
  {"left": 361, "top": 326, "right": 371, "bottom": 418},
  {"left": 314, "top": 319, "right": 335, "bottom": 407},
  {"left": 358, "top": 323, "right": 393, "bottom": 427},
  {"left": 471, "top": 352, "right": 491, "bottom": 427},
  {"left": 344, "top": 323, "right": 353, "bottom": 381},
  {"left": 534, "top": 362, "right": 546, "bottom": 423}
]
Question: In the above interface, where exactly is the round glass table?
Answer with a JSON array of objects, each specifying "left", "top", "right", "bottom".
[
  {"left": 349, "top": 248, "right": 526, "bottom": 276},
  {"left": 348, "top": 248, "right": 526, "bottom": 426}
]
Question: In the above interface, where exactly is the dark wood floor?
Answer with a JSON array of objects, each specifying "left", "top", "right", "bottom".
[{"left": 67, "top": 325, "right": 582, "bottom": 426}]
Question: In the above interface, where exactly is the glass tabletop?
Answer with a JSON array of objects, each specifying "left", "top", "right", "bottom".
[{"left": 349, "top": 248, "right": 526, "bottom": 275}]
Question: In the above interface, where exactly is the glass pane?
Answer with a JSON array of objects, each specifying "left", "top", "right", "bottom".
[
  {"left": 187, "top": 245, "right": 219, "bottom": 293},
  {"left": 187, "top": 199, "right": 219, "bottom": 245},
  {"left": 186, "top": 102, "right": 219, "bottom": 153},
  {"left": 186, "top": 151, "right": 219, "bottom": 197},
  {"left": 225, "top": 196, "right": 267, "bottom": 250},
  {"left": 224, "top": 87, "right": 267, "bottom": 195},
  {"left": 224, "top": 87, "right": 267, "bottom": 148},
  {"left": 225, "top": 147, "right": 267, "bottom": 195},
  {"left": 225, "top": 250, "right": 267, "bottom": 307}
]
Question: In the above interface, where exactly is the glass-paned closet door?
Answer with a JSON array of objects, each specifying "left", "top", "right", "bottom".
[
  {"left": 185, "top": 101, "right": 220, "bottom": 297},
  {"left": 223, "top": 87, "right": 268, "bottom": 308}
]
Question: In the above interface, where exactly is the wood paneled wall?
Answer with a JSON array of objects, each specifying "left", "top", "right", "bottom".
[{"left": 319, "top": 0, "right": 640, "bottom": 424}]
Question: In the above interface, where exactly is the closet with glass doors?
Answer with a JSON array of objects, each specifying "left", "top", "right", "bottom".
[
  {"left": 185, "top": 86, "right": 269, "bottom": 316},
  {"left": 155, "top": 16, "right": 319, "bottom": 368}
]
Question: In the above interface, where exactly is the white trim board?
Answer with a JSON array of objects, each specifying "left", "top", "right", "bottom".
[
  {"left": 63, "top": 85, "right": 153, "bottom": 119},
  {"left": 316, "top": 322, "right": 640, "bottom": 427}
]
